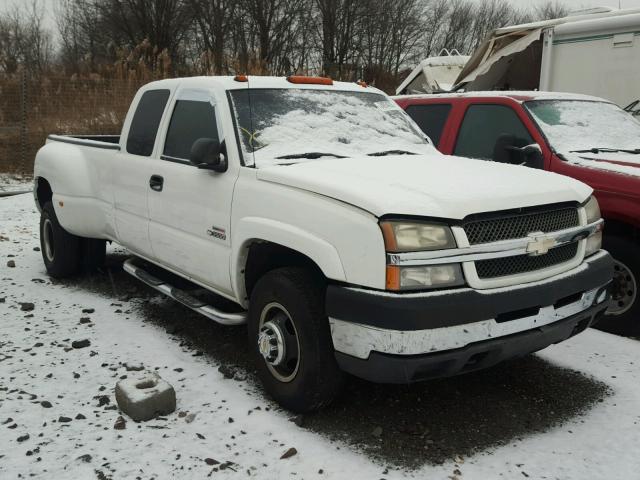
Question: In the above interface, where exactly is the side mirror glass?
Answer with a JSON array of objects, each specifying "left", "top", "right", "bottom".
[{"left": 190, "top": 138, "right": 227, "bottom": 172}]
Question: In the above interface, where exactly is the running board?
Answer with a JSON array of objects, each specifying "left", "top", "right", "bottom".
[{"left": 123, "top": 258, "right": 247, "bottom": 325}]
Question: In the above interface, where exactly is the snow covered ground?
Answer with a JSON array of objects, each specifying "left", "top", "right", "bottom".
[
  {"left": 1, "top": 192, "right": 640, "bottom": 479},
  {"left": 0, "top": 173, "right": 33, "bottom": 195}
]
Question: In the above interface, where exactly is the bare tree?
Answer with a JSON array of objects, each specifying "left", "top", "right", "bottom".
[
  {"left": 187, "top": 0, "right": 237, "bottom": 74},
  {"left": 93, "top": 0, "right": 193, "bottom": 69},
  {"left": 7, "top": 0, "right": 574, "bottom": 90},
  {"left": 535, "top": 1, "right": 569, "bottom": 20},
  {"left": 0, "top": 0, "right": 52, "bottom": 74},
  {"left": 315, "top": 0, "right": 362, "bottom": 78},
  {"left": 238, "top": 0, "right": 309, "bottom": 74}
]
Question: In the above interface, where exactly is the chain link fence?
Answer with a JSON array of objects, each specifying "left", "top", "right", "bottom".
[{"left": 0, "top": 74, "right": 143, "bottom": 174}]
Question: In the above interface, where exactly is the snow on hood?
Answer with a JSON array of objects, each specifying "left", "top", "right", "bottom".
[
  {"left": 564, "top": 151, "right": 640, "bottom": 178},
  {"left": 256, "top": 154, "right": 592, "bottom": 219}
]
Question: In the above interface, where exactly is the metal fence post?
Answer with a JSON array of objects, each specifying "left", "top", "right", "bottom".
[{"left": 20, "top": 70, "right": 27, "bottom": 170}]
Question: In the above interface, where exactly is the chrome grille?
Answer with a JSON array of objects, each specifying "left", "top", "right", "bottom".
[
  {"left": 463, "top": 207, "right": 579, "bottom": 245},
  {"left": 475, "top": 242, "right": 579, "bottom": 279}
]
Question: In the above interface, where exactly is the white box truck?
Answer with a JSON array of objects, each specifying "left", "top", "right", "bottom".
[{"left": 455, "top": 7, "right": 640, "bottom": 108}]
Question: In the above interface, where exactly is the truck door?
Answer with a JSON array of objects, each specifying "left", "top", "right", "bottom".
[
  {"left": 147, "top": 88, "right": 236, "bottom": 295},
  {"left": 112, "top": 89, "right": 171, "bottom": 257}
]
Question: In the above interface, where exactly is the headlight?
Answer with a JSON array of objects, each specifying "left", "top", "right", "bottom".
[
  {"left": 584, "top": 195, "right": 601, "bottom": 224},
  {"left": 380, "top": 221, "right": 456, "bottom": 252},
  {"left": 386, "top": 264, "right": 465, "bottom": 291},
  {"left": 583, "top": 196, "right": 603, "bottom": 256},
  {"left": 585, "top": 231, "right": 602, "bottom": 257}
]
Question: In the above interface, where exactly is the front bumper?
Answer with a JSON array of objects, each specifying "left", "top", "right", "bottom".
[{"left": 326, "top": 251, "right": 613, "bottom": 384}]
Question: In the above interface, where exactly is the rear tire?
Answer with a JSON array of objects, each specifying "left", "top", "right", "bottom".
[
  {"left": 248, "top": 267, "right": 344, "bottom": 412},
  {"left": 596, "top": 234, "right": 640, "bottom": 336},
  {"left": 40, "top": 202, "right": 82, "bottom": 278},
  {"left": 81, "top": 238, "right": 106, "bottom": 271}
]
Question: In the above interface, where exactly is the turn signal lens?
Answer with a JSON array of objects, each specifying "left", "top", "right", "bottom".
[
  {"left": 386, "top": 265, "right": 401, "bottom": 290},
  {"left": 286, "top": 76, "right": 333, "bottom": 85}
]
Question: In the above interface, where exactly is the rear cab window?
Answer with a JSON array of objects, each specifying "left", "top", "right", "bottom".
[
  {"left": 405, "top": 103, "right": 452, "bottom": 147},
  {"left": 126, "top": 89, "right": 171, "bottom": 156}
]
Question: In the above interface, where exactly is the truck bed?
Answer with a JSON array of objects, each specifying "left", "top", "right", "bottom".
[{"left": 48, "top": 134, "right": 120, "bottom": 150}]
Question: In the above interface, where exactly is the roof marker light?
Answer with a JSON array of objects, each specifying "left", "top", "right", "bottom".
[
  {"left": 357, "top": 80, "right": 368, "bottom": 87},
  {"left": 286, "top": 76, "right": 333, "bottom": 85},
  {"left": 234, "top": 75, "right": 248, "bottom": 82}
]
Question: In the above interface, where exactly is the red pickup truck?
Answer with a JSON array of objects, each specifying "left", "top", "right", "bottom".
[{"left": 395, "top": 92, "right": 640, "bottom": 335}]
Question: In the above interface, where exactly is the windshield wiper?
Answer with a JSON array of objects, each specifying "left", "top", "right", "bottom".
[
  {"left": 275, "top": 152, "right": 346, "bottom": 160},
  {"left": 367, "top": 150, "right": 417, "bottom": 157},
  {"left": 570, "top": 147, "right": 640, "bottom": 154}
]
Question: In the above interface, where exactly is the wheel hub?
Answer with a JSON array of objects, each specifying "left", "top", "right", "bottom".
[
  {"left": 257, "top": 302, "right": 300, "bottom": 383},
  {"left": 258, "top": 321, "right": 285, "bottom": 366},
  {"left": 608, "top": 259, "right": 637, "bottom": 316},
  {"left": 43, "top": 218, "right": 55, "bottom": 262}
]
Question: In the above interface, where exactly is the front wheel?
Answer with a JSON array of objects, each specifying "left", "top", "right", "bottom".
[
  {"left": 596, "top": 235, "right": 640, "bottom": 336},
  {"left": 248, "top": 267, "right": 344, "bottom": 412}
]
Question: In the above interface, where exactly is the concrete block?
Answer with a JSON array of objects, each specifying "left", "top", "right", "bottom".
[{"left": 115, "top": 372, "right": 176, "bottom": 421}]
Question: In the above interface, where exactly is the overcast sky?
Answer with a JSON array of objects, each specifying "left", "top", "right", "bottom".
[{"left": 1, "top": 0, "right": 640, "bottom": 37}]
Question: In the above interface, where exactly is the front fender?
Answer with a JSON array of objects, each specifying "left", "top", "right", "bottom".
[{"left": 231, "top": 216, "right": 347, "bottom": 300}]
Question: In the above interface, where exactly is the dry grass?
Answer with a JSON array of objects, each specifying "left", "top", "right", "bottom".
[{"left": 0, "top": 74, "right": 144, "bottom": 174}]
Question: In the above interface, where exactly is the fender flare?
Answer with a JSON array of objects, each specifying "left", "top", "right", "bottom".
[{"left": 231, "top": 217, "right": 347, "bottom": 301}]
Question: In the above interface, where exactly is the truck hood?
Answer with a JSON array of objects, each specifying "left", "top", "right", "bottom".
[
  {"left": 256, "top": 154, "right": 592, "bottom": 219},
  {"left": 568, "top": 151, "right": 640, "bottom": 174}
]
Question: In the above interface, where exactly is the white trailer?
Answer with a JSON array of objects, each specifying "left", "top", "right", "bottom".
[
  {"left": 455, "top": 7, "right": 640, "bottom": 108},
  {"left": 396, "top": 50, "right": 470, "bottom": 95}
]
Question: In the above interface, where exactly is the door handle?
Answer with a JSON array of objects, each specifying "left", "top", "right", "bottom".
[{"left": 149, "top": 175, "right": 164, "bottom": 192}]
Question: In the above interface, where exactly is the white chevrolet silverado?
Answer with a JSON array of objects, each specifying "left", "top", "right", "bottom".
[{"left": 34, "top": 75, "right": 613, "bottom": 412}]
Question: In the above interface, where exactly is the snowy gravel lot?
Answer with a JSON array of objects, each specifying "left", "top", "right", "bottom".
[
  {"left": 1, "top": 192, "right": 640, "bottom": 480},
  {"left": 0, "top": 174, "right": 32, "bottom": 196}
]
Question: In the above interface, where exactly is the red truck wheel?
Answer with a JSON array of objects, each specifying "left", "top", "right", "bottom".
[{"left": 597, "top": 235, "right": 640, "bottom": 336}]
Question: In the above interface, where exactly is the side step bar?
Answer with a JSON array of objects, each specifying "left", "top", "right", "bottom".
[{"left": 123, "top": 258, "right": 247, "bottom": 325}]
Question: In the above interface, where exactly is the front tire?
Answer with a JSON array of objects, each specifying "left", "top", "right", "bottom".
[
  {"left": 248, "top": 267, "right": 344, "bottom": 412},
  {"left": 596, "top": 234, "right": 640, "bottom": 336},
  {"left": 40, "top": 202, "right": 82, "bottom": 278}
]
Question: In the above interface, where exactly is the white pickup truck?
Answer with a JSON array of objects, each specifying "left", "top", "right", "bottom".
[{"left": 34, "top": 75, "right": 613, "bottom": 412}]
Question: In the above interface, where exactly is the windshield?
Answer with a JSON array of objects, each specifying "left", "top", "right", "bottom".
[
  {"left": 228, "top": 88, "right": 433, "bottom": 167},
  {"left": 525, "top": 100, "right": 640, "bottom": 153}
]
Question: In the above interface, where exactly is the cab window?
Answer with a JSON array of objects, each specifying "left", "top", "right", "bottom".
[
  {"left": 405, "top": 104, "right": 452, "bottom": 147},
  {"left": 126, "top": 89, "right": 170, "bottom": 156},
  {"left": 163, "top": 100, "right": 219, "bottom": 161},
  {"left": 454, "top": 104, "right": 533, "bottom": 161}
]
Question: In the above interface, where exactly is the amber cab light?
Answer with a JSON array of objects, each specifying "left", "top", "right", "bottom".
[
  {"left": 234, "top": 74, "right": 248, "bottom": 82},
  {"left": 357, "top": 80, "right": 368, "bottom": 87},
  {"left": 286, "top": 76, "right": 333, "bottom": 85}
]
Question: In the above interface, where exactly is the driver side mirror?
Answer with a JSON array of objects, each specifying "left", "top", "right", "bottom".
[
  {"left": 190, "top": 138, "right": 228, "bottom": 173},
  {"left": 518, "top": 144, "right": 544, "bottom": 169},
  {"left": 493, "top": 134, "right": 544, "bottom": 169}
]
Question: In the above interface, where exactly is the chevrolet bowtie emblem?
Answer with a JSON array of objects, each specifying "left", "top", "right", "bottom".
[{"left": 526, "top": 232, "right": 557, "bottom": 256}]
